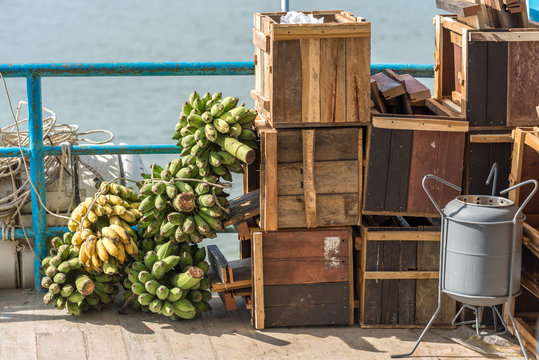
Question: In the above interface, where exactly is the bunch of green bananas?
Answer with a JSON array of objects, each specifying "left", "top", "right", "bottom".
[
  {"left": 137, "top": 162, "right": 230, "bottom": 248},
  {"left": 173, "top": 91, "right": 258, "bottom": 178},
  {"left": 40, "top": 233, "right": 120, "bottom": 315},
  {"left": 67, "top": 182, "right": 141, "bottom": 273},
  {"left": 122, "top": 241, "right": 212, "bottom": 319}
]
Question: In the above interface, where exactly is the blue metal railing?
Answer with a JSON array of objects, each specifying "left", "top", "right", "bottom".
[{"left": 0, "top": 61, "right": 434, "bottom": 290}]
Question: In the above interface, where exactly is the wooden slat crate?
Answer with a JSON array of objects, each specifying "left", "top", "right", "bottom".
[
  {"left": 466, "top": 131, "right": 512, "bottom": 195},
  {"left": 363, "top": 112, "right": 468, "bottom": 217},
  {"left": 434, "top": 15, "right": 539, "bottom": 128},
  {"left": 356, "top": 216, "right": 456, "bottom": 328},
  {"left": 246, "top": 119, "right": 363, "bottom": 231},
  {"left": 251, "top": 10, "right": 371, "bottom": 128},
  {"left": 508, "top": 128, "right": 539, "bottom": 227},
  {"left": 251, "top": 228, "right": 354, "bottom": 329}
]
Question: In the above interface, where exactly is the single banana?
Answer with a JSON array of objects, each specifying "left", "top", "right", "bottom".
[
  {"left": 102, "top": 237, "right": 119, "bottom": 257},
  {"left": 106, "top": 194, "right": 123, "bottom": 206},
  {"left": 81, "top": 228, "right": 93, "bottom": 241},
  {"left": 72, "top": 231, "right": 83, "bottom": 246},
  {"left": 91, "top": 255, "right": 102, "bottom": 272},
  {"left": 101, "top": 227, "right": 122, "bottom": 244},
  {"left": 87, "top": 209, "right": 98, "bottom": 223},
  {"left": 108, "top": 224, "right": 131, "bottom": 244},
  {"left": 112, "top": 205, "right": 127, "bottom": 216},
  {"left": 119, "top": 210, "right": 136, "bottom": 223},
  {"left": 96, "top": 194, "right": 108, "bottom": 206},
  {"left": 96, "top": 238, "right": 109, "bottom": 263},
  {"left": 79, "top": 242, "right": 89, "bottom": 264},
  {"left": 116, "top": 242, "right": 126, "bottom": 263},
  {"left": 85, "top": 235, "right": 97, "bottom": 257}
]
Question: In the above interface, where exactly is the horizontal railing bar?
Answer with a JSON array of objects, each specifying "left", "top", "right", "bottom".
[
  {"left": 0, "top": 144, "right": 182, "bottom": 157},
  {"left": 0, "top": 62, "right": 434, "bottom": 78},
  {"left": 0, "top": 225, "right": 237, "bottom": 240}
]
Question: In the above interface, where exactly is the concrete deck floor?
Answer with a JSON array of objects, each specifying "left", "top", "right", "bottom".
[{"left": 0, "top": 289, "right": 530, "bottom": 360}]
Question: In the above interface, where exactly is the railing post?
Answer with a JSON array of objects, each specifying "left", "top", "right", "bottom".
[{"left": 27, "top": 75, "right": 47, "bottom": 290}]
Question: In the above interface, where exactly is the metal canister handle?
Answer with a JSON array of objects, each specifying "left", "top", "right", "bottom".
[
  {"left": 500, "top": 179, "right": 538, "bottom": 222},
  {"left": 422, "top": 174, "right": 462, "bottom": 215}
]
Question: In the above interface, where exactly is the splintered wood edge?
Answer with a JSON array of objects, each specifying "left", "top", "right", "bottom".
[
  {"left": 469, "top": 31, "right": 539, "bottom": 42},
  {"left": 372, "top": 116, "right": 468, "bottom": 132}
]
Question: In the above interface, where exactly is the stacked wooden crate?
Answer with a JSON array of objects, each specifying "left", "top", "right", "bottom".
[{"left": 247, "top": 10, "right": 370, "bottom": 329}]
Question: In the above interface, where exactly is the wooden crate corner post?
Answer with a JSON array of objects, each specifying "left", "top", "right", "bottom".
[{"left": 252, "top": 231, "right": 265, "bottom": 329}]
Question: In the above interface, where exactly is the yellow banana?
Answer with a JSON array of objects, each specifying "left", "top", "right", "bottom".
[
  {"left": 129, "top": 208, "right": 143, "bottom": 220},
  {"left": 116, "top": 242, "right": 126, "bottom": 263},
  {"left": 119, "top": 210, "right": 136, "bottom": 223},
  {"left": 108, "top": 224, "right": 131, "bottom": 244},
  {"left": 83, "top": 263, "right": 93, "bottom": 273},
  {"left": 81, "top": 228, "right": 93, "bottom": 241},
  {"left": 83, "top": 197, "right": 94, "bottom": 209},
  {"left": 102, "top": 237, "right": 119, "bottom": 257},
  {"left": 129, "top": 202, "right": 140, "bottom": 210},
  {"left": 124, "top": 238, "right": 138, "bottom": 255},
  {"left": 99, "top": 182, "right": 109, "bottom": 195},
  {"left": 81, "top": 219, "right": 92, "bottom": 229},
  {"left": 103, "top": 204, "right": 113, "bottom": 215},
  {"left": 87, "top": 209, "right": 98, "bottom": 223},
  {"left": 71, "top": 203, "right": 88, "bottom": 222},
  {"left": 79, "top": 243, "right": 89, "bottom": 264},
  {"left": 112, "top": 205, "right": 127, "bottom": 216},
  {"left": 109, "top": 215, "right": 122, "bottom": 226},
  {"left": 101, "top": 227, "right": 122, "bottom": 244},
  {"left": 96, "top": 194, "right": 108, "bottom": 206},
  {"left": 109, "top": 183, "right": 121, "bottom": 196},
  {"left": 68, "top": 220, "right": 79, "bottom": 233},
  {"left": 106, "top": 194, "right": 123, "bottom": 206},
  {"left": 96, "top": 238, "right": 109, "bottom": 263},
  {"left": 72, "top": 231, "right": 83, "bottom": 246},
  {"left": 93, "top": 204, "right": 105, "bottom": 217},
  {"left": 85, "top": 235, "right": 97, "bottom": 257},
  {"left": 119, "top": 219, "right": 136, "bottom": 238},
  {"left": 91, "top": 255, "right": 102, "bottom": 272}
]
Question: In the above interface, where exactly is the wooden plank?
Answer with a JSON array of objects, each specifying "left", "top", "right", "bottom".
[
  {"left": 514, "top": 318, "right": 539, "bottom": 358},
  {"left": 263, "top": 229, "right": 350, "bottom": 259},
  {"left": 272, "top": 40, "right": 302, "bottom": 126},
  {"left": 442, "top": 15, "right": 475, "bottom": 32},
  {"left": 372, "top": 116, "right": 468, "bottom": 132},
  {"left": 363, "top": 242, "right": 382, "bottom": 324},
  {"left": 301, "top": 38, "right": 321, "bottom": 124},
  {"left": 263, "top": 258, "right": 348, "bottom": 286},
  {"left": 486, "top": 41, "right": 508, "bottom": 127},
  {"left": 384, "top": 129, "right": 413, "bottom": 212},
  {"left": 381, "top": 242, "right": 399, "bottom": 324},
  {"left": 364, "top": 271, "right": 439, "bottom": 280},
  {"left": 302, "top": 130, "right": 317, "bottom": 228},
  {"left": 484, "top": 0, "right": 514, "bottom": 28},
  {"left": 469, "top": 134, "right": 513, "bottom": 143},
  {"left": 400, "top": 74, "right": 431, "bottom": 102},
  {"left": 434, "top": 132, "right": 465, "bottom": 209},
  {"left": 466, "top": 41, "right": 488, "bottom": 127},
  {"left": 366, "top": 230, "right": 440, "bottom": 241},
  {"left": 517, "top": 136, "right": 539, "bottom": 213},
  {"left": 509, "top": 129, "right": 526, "bottom": 203},
  {"left": 264, "top": 303, "right": 351, "bottom": 327},
  {"left": 207, "top": 245, "right": 230, "bottom": 283},
  {"left": 364, "top": 126, "right": 391, "bottom": 211},
  {"left": 252, "top": 232, "right": 264, "bottom": 329},
  {"left": 276, "top": 127, "right": 359, "bottom": 163},
  {"left": 400, "top": 240, "right": 417, "bottom": 325},
  {"left": 272, "top": 22, "right": 370, "bottom": 41},
  {"left": 263, "top": 129, "right": 277, "bottom": 231},
  {"left": 320, "top": 38, "right": 346, "bottom": 123},
  {"left": 425, "top": 98, "right": 459, "bottom": 117},
  {"left": 371, "top": 73, "right": 405, "bottom": 100},
  {"left": 435, "top": 16, "right": 456, "bottom": 100},
  {"left": 507, "top": 41, "right": 539, "bottom": 127},
  {"left": 370, "top": 79, "right": 387, "bottom": 113},
  {"left": 253, "top": 28, "right": 270, "bottom": 52},
  {"left": 436, "top": 0, "right": 480, "bottom": 17},
  {"left": 469, "top": 31, "right": 539, "bottom": 42},
  {"left": 277, "top": 161, "right": 358, "bottom": 195},
  {"left": 264, "top": 283, "right": 349, "bottom": 306},
  {"left": 224, "top": 189, "right": 260, "bottom": 227},
  {"left": 346, "top": 37, "right": 370, "bottom": 123}
]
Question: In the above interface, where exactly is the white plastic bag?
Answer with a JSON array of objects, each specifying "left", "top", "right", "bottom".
[{"left": 280, "top": 11, "right": 324, "bottom": 24}]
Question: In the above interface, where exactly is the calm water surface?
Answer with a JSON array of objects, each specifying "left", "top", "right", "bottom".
[{"left": 0, "top": 0, "right": 444, "bottom": 259}]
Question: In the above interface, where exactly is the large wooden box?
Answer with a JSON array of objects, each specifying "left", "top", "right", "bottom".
[
  {"left": 251, "top": 228, "right": 354, "bottom": 329},
  {"left": 247, "top": 119, "right": 363, "bottom": 231},
  {"left": 356, "top": 217, "right": 456, "bottom": 327},
  {"left": 434, "top": 15, "right": 539, "bottom": 128},
  {"left": 363, "top": 114, "right": 468, "bottom": 217},
  {"left": 251, "top": 10, "right": 371, "bottom": 128}
]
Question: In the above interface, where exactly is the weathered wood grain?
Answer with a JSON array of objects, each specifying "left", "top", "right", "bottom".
[
  {"left": 508, "top": 41, "right": 539, "bottom": 127},
  {"left": 320, "top": 38, "right": 346, "bottom": 122},
  {"left": 486, "top": 41, "right": 508, "bottom": 127},
  {"left": 301, "top": 39, "right": 321, "bottom": 124},
  {"left": 272, "top": 40, "right": 302, "bottom": 125}
]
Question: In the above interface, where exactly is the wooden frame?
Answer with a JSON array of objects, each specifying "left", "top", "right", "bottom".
[
  {"left": 356, "top": 218, "right": 457, "bottom": 328},
  {"left": 363, "top": 113, "right": 467, "bottom": 217},
  {"left": 250, "top": 118, "right": 363, "bottom": 231},
  {"left": 434, "top": 15, "right": 539, "bottom": 128},
  {"left": 252, "top": 10, "right": 371, "bottom": 128},
  {"left": 251, "top": 228, "right": 354, "bottom": 329}
]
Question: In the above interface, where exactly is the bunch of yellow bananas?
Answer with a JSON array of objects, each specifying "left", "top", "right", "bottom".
[{"left": 67, "top": 182, "right": 142, "bottom": 273}]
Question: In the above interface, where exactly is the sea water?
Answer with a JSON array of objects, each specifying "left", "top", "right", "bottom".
[{"left": 0, "top": 0, "right": 444, "bottom": 259}]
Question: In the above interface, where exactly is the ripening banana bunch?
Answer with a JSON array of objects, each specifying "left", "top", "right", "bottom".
[
  {"left": 137, "top": 162, "right": 230, "bottom": 248},
  {"left": 66, "top": 182, "right": 142, "bottom": 274},
  {"left": 40, "top": 233, "right": 120, "bottom": 315},
  {"left": 173, "top": 91, "right": 258, "bottom": 181},
  {"left": 122, "top": 241, "right": 212, "bottom": 319}
]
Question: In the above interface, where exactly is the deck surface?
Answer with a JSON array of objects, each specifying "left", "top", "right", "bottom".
[{"left": 0, "top": 289, "right": 528, "bottom": 360}]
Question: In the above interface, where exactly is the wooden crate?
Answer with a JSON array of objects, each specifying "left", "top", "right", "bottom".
[
  {"left": 363, "top": 112, "right": 468, "bottom": 217},
  {"left": 251, "top": 228, "right": 354, "bottom": 329},
  {"left": 247, "top": 119, "right": 363, "bottom": 231},
  {"left": 251, "top": 10, "right": 371, "bottom": 128},
  {"left": 466, "top": 131, "right": 513, "bottom": 195},
  {"left": 434, "top": 15, "right": 539, "bottom": 128},
  {"left": 356, "top": 216, "right": 456, "bottom": 328},
  {"left": 509, "top": 128, "right": 539, "bottom": 227}
]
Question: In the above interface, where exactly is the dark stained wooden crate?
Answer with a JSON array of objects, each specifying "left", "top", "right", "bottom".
[
  {"left": 363, "top": 114, "right": 467, "bottom": 217},
  {"left": 251, "top": 227, "right": 354, "bottom": 329},
  {"left": 356, "top": 217, "right": 456, "bottom": 328},
  {"left": 434, "top": 15, "right": 539, "bottom": 128},
  {"left": 251, "top": 10, "right": 371, "bottom": 128},
  {"left": 246, "top": 119, "right": 363, "bottom": 231}
]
